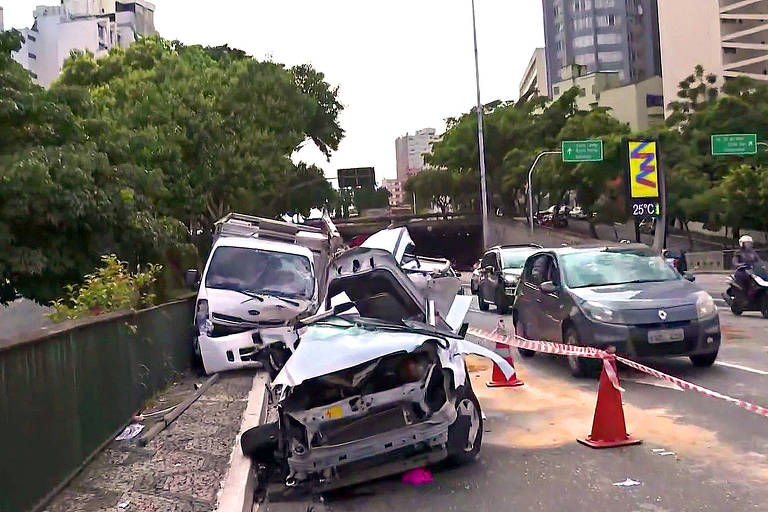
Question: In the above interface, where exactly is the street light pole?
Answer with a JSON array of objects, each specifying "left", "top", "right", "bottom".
[
  {"left": 471, "top": 0, "right": 490, "bottom": 250},
  {"left": 527, "top": 151, "right": 562, "bottom": 234}
]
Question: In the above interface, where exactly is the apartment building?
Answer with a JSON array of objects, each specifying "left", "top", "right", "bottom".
[
  {"left": 520, "top": 47, "right": 550, "bottom": 98},
  {"left": 12, "top": 0, "right": 155, "bottom": 87}
]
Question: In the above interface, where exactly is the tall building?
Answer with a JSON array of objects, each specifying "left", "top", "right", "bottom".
[
  {"left": 519, "top": 47, "right": 550, "bottom": 98},
  {"left": 542, "top": 0, "right": 662, "bottom": 95},
  {"left": 1, "top": 6, "right": 5, "bottom": 32},
  {"left": 11, "top": 0, "right": 155, "bottom": 87},
  {"left": 381, "top": 178, "right": 404, "bottom": 206},
  {"left": 395, "top": 128, "right": 439, "bottom": 184},
  {"left": 657, "top": 0, "right": 768, "bottom": 116}
]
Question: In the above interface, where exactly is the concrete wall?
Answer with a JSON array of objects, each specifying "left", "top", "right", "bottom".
[
  {"left": 0, "top": 298, "right": 195, "bottom": 512},
  {"left": 657, "top": 0, "right": 722, "bottom": 115},
  {"left": 600, "top": 75, "right": 664, "bottom": 130},
  {"left": 488, "top": 217, "right": 589, "bottom": 249}
]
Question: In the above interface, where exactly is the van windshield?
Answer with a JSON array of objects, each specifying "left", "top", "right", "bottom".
[{"left": 205, "top": 246, "right": 314, "bottom": 298}]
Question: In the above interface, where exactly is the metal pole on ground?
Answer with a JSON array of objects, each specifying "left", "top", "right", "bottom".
[
  {"left": 527, "top": 151, "right": 562, "bottom": 234},
  {"left": 471, "top": 0, "right": 490, "bottom": 249}
]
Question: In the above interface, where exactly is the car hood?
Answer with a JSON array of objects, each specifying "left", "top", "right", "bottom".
[
  {"left": 568, "top": 279, "right": 699, "bottom": 309},
  {"left": 271, "top": 323, "right": 513, "bottom": 389},
  {"left": 206, "top": 288, "right": 313, "bottom": 324}
]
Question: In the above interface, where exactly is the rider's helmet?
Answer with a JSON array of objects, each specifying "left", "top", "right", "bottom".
[{"left": 739, "top": 235, "right": 754, "bottom": 249}]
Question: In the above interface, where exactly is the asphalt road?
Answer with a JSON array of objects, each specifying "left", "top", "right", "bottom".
[{"left": 279, "top": 274, "right": 768, "bottom": 512}]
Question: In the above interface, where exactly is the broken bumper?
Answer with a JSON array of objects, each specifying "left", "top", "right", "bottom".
[{"left": 200, "top": 326, "right": 296, "bottom": 374}]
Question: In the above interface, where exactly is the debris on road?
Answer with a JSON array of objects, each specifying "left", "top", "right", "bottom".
[
  {"left": 613, "top": 478, "right": 641, "bottom": 487},
  {"left": 115, "top": 424, "right": 144, "bottom": 441},
  {"left": 401, "top": 467, "right": 433, "bottom": 486}
]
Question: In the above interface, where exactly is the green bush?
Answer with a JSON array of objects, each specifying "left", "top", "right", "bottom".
[{"left": 48, "top": 255, "right": 163, "bottom": 322}]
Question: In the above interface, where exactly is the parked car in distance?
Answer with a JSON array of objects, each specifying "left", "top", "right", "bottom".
[
  {"left": 477, "top": 245, "right": 543, "bottom": 314},
  {"left": 513, "top": 245, "right": 720, "bottom": 377},
  {"left": 569, "top": 206, "right": 587, "bottom": 219}
]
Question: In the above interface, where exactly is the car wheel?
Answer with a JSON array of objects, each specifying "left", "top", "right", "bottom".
[
  {"left": 192, "top": 336, "right": 205, "bottom": 374},
  {"left": 478, "top": 289, "right": 489, "bottom": 311},
  {"left": 761, "top": 294, "right": 768, "bottom": 319},
  {"left": 564, "top": 326, "right": 600, "bottom": 378},
  {"left": 496, "top": 288, "right": 509, "bottom": 315},
  {"left": 447, "top": 383, "right": 483, "bottom": 465},
  {"left": 514, "top": 314, "right": 536, "bottom": 358},
  {"left": 470, "top": 282, "right": 477, "bottom": 295},
  {"left": 731, "top": 301, "right": 744, "bottom": 316},
  {"left": 690, "top": 351, "right": 718, "bottom": 367}
]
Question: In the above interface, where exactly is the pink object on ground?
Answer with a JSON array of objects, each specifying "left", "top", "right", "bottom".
[{"left": 401, "top": 467, "right": 433, "bottom": 486}]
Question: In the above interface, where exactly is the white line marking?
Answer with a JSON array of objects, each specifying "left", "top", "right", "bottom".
[
  {"left": 716, "top": 361, "right": 768, "bottom": 375},
  {"left": 624, "top": 376, "right": 684, "bottom": 391}
]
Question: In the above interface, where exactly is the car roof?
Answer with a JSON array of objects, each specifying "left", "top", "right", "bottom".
[
  {"left": 536, "top": 243, "right": 653, "bottom": 257},
  {"left": 487, "top": 244, "right": 543, "bottom": 253},
  {"left": 212, "top": 236, "right": 314, "bottom": 259}
]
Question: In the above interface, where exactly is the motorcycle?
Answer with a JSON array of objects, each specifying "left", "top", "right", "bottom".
[{"left": 722, "top": 264, "right": 768, "bottom": 317}]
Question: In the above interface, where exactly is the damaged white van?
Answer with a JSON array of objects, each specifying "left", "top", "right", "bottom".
[{"left": 187, "top": 214, "right": 341, "bottom": 375}]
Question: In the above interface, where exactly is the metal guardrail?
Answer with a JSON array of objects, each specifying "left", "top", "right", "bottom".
[{"left": 0, "top": 298, "right": 195, "bottom": 512}]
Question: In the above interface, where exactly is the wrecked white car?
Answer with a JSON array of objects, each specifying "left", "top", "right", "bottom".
[{"left": 241, "top": 246, "right": 513, "bottom": 494}]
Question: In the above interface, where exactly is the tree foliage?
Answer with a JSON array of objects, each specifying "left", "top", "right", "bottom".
[{"left": 0, "top": 34, "right": 344, "bottom": 304}]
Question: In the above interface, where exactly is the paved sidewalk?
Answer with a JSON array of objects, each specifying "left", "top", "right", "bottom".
[{"left": 45, "top": 371, "right": 255, "bottom": 512}]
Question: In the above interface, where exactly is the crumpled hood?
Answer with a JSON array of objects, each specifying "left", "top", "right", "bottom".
[
  {"left": 272, "top": 323, "right": 513, "bottom": 389},
  {"left": 206, "top": 288, "right": 313, "bottom": 323},
  {"left": 568, "top": 279, "right": 699, "bottom": 310}
]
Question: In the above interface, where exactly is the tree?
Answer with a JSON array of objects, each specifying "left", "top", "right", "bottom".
[
  {"left": 353, "top": 187, "right": 391, "bottom": 212},
  {"left": 404, "top": 169, "right": 457, "bottom": 216}
]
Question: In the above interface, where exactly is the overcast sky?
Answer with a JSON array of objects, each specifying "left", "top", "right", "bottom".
[{"left": 2, "top": 0, "right": 545, "bottom": 182}]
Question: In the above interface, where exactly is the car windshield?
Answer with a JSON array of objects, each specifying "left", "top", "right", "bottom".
[
  {"left": 501, "top": 250, "right": 534, "bottom": 269},
  {"left": 205, "top": 246, "right": 314, "bottom": 298},
  {"left": 561, "top": 250, "right": 679, "bottom": 288}
]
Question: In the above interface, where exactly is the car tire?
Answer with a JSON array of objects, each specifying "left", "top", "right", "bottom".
[
  {"left": 514, "top": 314, "right": 536, "bottom": 358},
  {"left": 496, "top": 288, "right": 510, "bottom": 315},
  {"left": 690, "top": 351, "right": 718, "bottom": 367},
  {"left": 478, "top": 289, "right": 489, "bottom": 311},
  {"left": 564, "top": 326, "right": 600, "bottom": 378},
  {"left": 731, "top": 301, "right": 744, "bottom": 316},
  {"left": 761, "top": 294, "right": 768, "bottom": 319},
  {"left": 470, "top": 282, "right": 478, "bottom": 295},
  {"left": 447, "top": 382, "right": 483, "bottom": 466}
]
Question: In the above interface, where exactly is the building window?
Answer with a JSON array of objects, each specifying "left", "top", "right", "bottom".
[
  {"left": 553, "top": 86, "right": 560, "bottom": 95},
  {"left": 598, "top": 51, "right": 623, "bottom": 63},
  {"left": 575, "top": 53, "right": 596, "bottom": 65},
  {"left": 573, "top": 35, "right": 594, "bottom": 48},
  {"left": 594, "top": 0, "right": 615, "bottom": 7},
  {"left": 597, "top": 14, "right": 617, "bottom": 27},
  {"left": 579, "top": 88, "right": 587, "bottom": 97},
  {"left": 573, "top": 17, "right": 593, "bottom": 31},
  {"left": 27, "top": 34, "right": 37, "bottom": 42},
  {"left": 28, "top": 52, "right": 36, "bottom": 60},
  {"left": 597, "top": 33, "right": 621, "bottom": 45}
]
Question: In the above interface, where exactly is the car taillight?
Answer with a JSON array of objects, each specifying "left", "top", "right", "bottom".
[{"left": 399, "top": 355, "right": 428, "bottom": 382}]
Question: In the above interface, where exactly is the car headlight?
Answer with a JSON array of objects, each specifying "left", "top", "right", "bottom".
[
  {"left": 696, "top": 292, "right": 717, "bottom": 320},
  {"left": 504, "top": 275, "right": 519, "bottom": 286},
  {"left": 581, "top": 301, "right": 617, "bottom": 324},
  {"left": 195, "top": 299, "right": 214, "bottom": 336}
]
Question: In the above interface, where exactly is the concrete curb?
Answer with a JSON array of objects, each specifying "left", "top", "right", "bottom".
[{"left": 217, "top": 371, "right": 269, "bottom": 512}]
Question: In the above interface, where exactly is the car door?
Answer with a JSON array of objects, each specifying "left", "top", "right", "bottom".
[
  {"left": 517, "top": 255, "right": 547, "bottom": 338},
  {"left": 538, "top": 254, "right": 565, "bottom": 342}
]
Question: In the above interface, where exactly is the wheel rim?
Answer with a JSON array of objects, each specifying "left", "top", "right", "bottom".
[{"left": 457, "top": 398, "right": 480, "bottom": 452}]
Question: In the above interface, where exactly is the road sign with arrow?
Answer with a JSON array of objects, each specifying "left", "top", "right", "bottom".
[
  {"left": 711, "top": 134, "right": 757, "bottom": 156},
  {"left": 562, "top": 140, "right": 603, "bottom": 162}
]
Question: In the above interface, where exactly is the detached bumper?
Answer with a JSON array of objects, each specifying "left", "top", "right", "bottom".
[
  {"left": 574, "top": 315, "right": 721, "bottom": 358},
  {"left": 200, "top": 326, "right": 296, "bottom": 374}
]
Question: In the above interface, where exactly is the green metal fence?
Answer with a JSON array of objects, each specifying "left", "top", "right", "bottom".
[{"left": 0, "top": 297, "right": 195, "bottom": 512}]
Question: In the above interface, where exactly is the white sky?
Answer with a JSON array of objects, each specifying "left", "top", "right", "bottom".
[{"left": 2, "top": 0, "right": 545, "bottom": 182}]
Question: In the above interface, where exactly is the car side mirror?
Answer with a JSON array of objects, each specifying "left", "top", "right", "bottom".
[
  {"left": 684, "top": 272, "right": 696, "bottom": 282},
  {"left": 540, "top": 281, "right": 559, "bottom": 294},
  {"left": 185, "top": 269, "right": 201, "bottom": 290},
  {"left": 484, "top": 265, "right": 494, "bottom": 274}
]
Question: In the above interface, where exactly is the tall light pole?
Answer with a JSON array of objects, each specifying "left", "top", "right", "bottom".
[{"left": 471, "top": 0, "right": 490, "bottom": 250}]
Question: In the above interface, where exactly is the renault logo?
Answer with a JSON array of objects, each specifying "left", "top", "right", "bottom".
[{"left": 658, "top": 310, "right": 668, "bottom": 321}]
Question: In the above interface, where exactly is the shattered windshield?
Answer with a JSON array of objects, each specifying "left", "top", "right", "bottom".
[
  {"left": 561, "top": 250, "right": 679, "bottom": 289},
  {"left": 501, "top": 250, "right": 535, "bottom": 269},
  {"left": 205, "top": 246, "right": 314, "bottom": 298}
]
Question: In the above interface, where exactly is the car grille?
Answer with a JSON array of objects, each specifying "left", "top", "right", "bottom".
[{"left": 313, "top": 405, "right": 418, "bottom": 447}]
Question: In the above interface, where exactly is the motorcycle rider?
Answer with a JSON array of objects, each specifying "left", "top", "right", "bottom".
[{"left": 732, "top": 235, "right": 761, "bottom": 297}]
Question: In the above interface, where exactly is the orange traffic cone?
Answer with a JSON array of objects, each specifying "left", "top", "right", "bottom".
[
  {"left": 578, "top": 354, "right": 641, "bottom": 448},
  {"left": 487, "top": 319, "right": 524, "bottom": 388}
]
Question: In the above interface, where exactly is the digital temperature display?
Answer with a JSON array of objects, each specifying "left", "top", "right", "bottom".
[{"left": 632, "top": 201, "right": 660, "bottom": 218}]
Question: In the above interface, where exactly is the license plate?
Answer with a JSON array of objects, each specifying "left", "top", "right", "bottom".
[{"left": 648, "top": 328, "right": 685, "bottom": 344}]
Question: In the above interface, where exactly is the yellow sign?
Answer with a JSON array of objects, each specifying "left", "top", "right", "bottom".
[
  {"left": 628, "top": 141, "right": 660, "bottom": 199},
  {"left": 324, "top": 405, "right": 344, "bottom": 420}
]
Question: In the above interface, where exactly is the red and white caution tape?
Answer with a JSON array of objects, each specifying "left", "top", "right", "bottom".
[{"left": 469, "top": 327, "right": 768, "bottom": 419}]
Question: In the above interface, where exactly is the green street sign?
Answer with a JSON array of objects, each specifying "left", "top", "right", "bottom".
[
  {"left": 562, "top": 140, "right": 604, "bottom": 162},
  {"left": 711, "top": 134, "right": 757, "bottom": 156}
]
